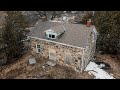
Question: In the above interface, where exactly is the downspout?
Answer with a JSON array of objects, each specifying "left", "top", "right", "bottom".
[
  {"left": 93, "top": 27, "right": 98, "bottom": 58},
  {"left": 81, "top": 48, "right": 85, "bottom": 73}
]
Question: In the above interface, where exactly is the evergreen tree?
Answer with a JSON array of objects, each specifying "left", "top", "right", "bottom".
[
  {"left": 3, "top": 11, "right": 29, "bottom": 62},
  {"left": 95, "top": 11, "right": 120, "bottom": 54}
]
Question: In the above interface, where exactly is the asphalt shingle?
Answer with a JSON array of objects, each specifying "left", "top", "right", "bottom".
[{"left": 28, "top": 20, "right": 95, "bottom": 48}]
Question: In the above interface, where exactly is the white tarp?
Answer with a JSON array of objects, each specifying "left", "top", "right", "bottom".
[{"left": 85, "top": 61, "right": 115, "bottom": 79}]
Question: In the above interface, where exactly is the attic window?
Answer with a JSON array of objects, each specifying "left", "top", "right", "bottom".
[
  {"left": 37, "top": 45, "right": 40, "bottom": 48},
  {"left": 52, "top": 35, "right": 55, "bottom": 38},
  {"left": 48, "top": 34, "right": 56, "bottom": 39},
  {"left": 45, "top": 29, "right": 57, "bottom": 39},
  {"left": 49, "top": 34, "right": 52, "bottom": 38}
]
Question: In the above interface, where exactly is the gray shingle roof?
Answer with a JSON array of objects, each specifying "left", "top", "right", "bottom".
[
  {"left": 28, "top": 20, "right": 95, "bottom": 48},
  {"left": 50, "top": 25, "right": 66, "bottom": 34}
]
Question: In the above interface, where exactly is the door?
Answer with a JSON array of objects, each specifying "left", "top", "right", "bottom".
[{"left": 65, "top": 51, "right": 72, "bottom": 65}]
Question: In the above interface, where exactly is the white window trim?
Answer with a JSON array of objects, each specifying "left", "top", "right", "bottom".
[
  {"left": 45, "top": 29, "right": 57, "bottom": 39},
  {"left": 36, "top": 44, "right": 41, "bottom": 53}
]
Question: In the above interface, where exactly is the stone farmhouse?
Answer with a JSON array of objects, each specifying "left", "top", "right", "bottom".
[{"left": 28, "top": 20, "right": 97, "bottom": 72}]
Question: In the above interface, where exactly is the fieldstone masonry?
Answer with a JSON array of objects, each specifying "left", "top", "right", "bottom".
[{"left": 31, "top": 38, "right": 84, "bottom": 71}]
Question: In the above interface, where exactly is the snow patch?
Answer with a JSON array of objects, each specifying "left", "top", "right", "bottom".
[
  {"left": 98, "top": 63, "right": 105, "bottom": 69},
  {"left": 49, "top": 20, "right": 63, "bottom": 22},
  {"left": 49, "top": 16, "right": 75, "bottom": 23},
  {"left": 85, "top": 61, "right": 115, "bottom": 79}
]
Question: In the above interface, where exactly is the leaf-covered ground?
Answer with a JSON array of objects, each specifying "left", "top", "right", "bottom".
[
  {"left": 0, "top": 52, "right": 119, "bottom": 79},
  {"left": 95, "top": 53, "right": 120, "bottom": 79},
  {"left": 0, "top": 52, "right": 93, "bottom": 79}
]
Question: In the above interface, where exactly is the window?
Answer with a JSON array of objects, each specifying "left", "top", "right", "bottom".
[
  {"left": 37, "top": 45, "right": 40, "bottom": 48},
  {"left": 52, "top": 35, "right": 55, "bottom": 38},
  {"left": 38, "top": 48, "right": 41, "bottom": 52},
  {"left": 49, "top": 34, "right": 52, "bottom": 38},
  {"left": 48, "top": 34, "right": 56, "bottom": 39},
  {"left": 36, "top": 44, "right": 41, "bottom": 53}
]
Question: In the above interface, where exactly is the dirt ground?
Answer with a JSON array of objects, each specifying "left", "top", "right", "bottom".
[
  {"left": 95, "top": 53, "right": 120, "bottom": 79},
  {"left": 0, "top": 52, "right": 93, "bottom": 79},
  {"left": 0, "top": 52, "right": 120, "bottom": 79}
]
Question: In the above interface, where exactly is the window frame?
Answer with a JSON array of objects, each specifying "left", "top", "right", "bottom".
[
  {"left": 49, "top": 34, "right": 52, "bottom": 38},
  {"left": 36, "top": 44, "right": 41, "bottom": 53},
  {"left": 52, "top": 34, "right": 55, "bottom": 38},
  {"left": 48, "top": 34, "right": 56, "bottom": 39}
]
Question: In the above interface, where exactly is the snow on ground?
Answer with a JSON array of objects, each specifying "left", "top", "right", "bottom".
[
  {"left": 49, "top": 15, "right": 75, "bottom": 23},
  {"left": 85, "top": 61, "right": 115, "bottom": 79},
  {"left": 49, "top": 20, "right": 63, "bottom": 22}
]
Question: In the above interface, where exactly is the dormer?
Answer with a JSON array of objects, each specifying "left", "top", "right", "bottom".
[
  {"left": 45, "top": 29, "right": 57, "bottom": 39},
  {"left": 44, "top": 25, "right": 66, "bottom": 40}
]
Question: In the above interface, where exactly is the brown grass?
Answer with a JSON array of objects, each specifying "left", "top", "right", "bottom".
[
  {"left": 96, "top": 53, "right": 120, "bottom": 79},
  {"left": 0, "top": 52, "right": 93, "bottom": 79}
]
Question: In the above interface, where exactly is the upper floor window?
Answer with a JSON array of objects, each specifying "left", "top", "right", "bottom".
[
  {"left": 45, "top": 29, "right": 57, "bottom": 39},
  {"left": 52, "top": 34, "right": 55, "bottom": 38},
  {"left": 49, "top": 34, "right": 52, "bottom": 38},
  {"left": 48, "top": 34, "right": 56, "bottom": 39}
]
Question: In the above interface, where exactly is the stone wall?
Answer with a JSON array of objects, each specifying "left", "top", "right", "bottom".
[
  {"left": 31, "top": 38, "right": 84, "bottom": 71},
  {"left": 82, "top": 30, "right": 97, "bottom": 70}
]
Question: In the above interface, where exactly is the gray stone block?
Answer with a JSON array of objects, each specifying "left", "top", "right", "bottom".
[{"left": 29, "top": 58, "right": 36, "bottom": 65}]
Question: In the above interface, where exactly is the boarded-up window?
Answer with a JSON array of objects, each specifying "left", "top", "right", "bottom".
[
  {"left": 65, "top": 52, "right": 71, "bottom": 64},
  {"left": 49, "top": 49, "right": 56, "bottom": 61}
]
